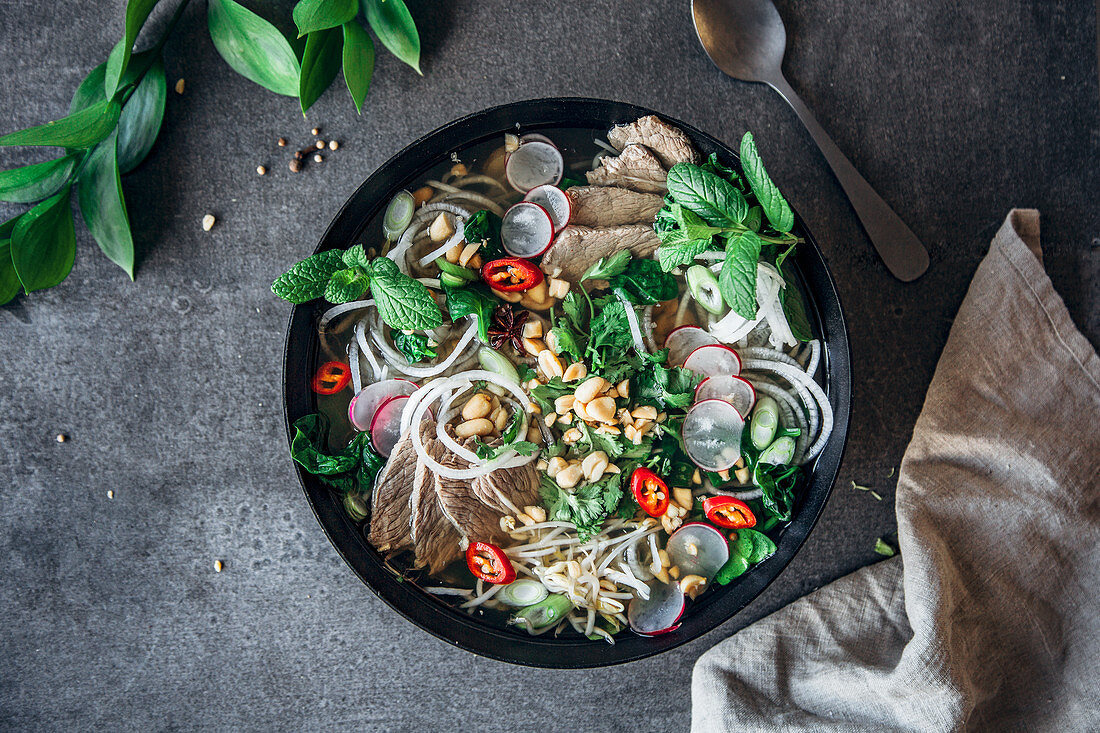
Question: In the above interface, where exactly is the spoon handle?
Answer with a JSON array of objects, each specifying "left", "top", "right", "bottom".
[{"left": 767, "top": 75, "right": 929, "bottom": 282}]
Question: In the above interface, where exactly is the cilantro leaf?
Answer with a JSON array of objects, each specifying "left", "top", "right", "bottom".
[
  {"left": 580, "top": 249, "right": 631, "bottom": 282},
  {"left": 366, "top": 257, "right": 444, "bottom": 330},
  {"left": 719, "top": 231, "right": 763, "bottom": 319},
  {"left": 271, "top": 249, "right": 345, "bottom": 304},
  {"left": 740, "top": 132, "right": 794, "bottom": 233}
]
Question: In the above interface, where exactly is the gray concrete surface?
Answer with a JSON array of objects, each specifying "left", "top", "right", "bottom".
[{"left": 1, "top": 0, "right": 1097, "bottom": 730}]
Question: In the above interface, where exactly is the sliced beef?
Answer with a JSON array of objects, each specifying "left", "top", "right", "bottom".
[
  {"left": 607, "top": 115, "right": 699, "bottom": 168},
  {"left": 566, "top": 186, "right": 664, "bottom": 228},
  {"left": 540, "top": 225, "right": 662, "bottom": 281},
  {"left": 472, "top": 460, "right": 540, "bottom": 517},
  {"left": 586, "top": 144, "right": 668, "bottom": 193},
  {"left": 408, "top": 422, "right": 463, "bottom": 574},
  {"left": 435, "top": 439, "right": 512, "bottom": 546},
  {"left": 366, "top": 428, "right": 418, "bottom": 554}
]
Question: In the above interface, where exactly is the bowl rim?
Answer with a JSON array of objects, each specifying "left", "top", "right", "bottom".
[{"left": 282, "top": 97, "right": 851, "bottom": 668}]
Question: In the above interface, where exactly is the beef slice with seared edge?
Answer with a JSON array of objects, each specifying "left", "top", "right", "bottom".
[
  {"left": 607, "top": 115, "right": 699, "bottom": 168},
  {"left": 472, "top": 460, "right": 541, "bottom": 517},
  {"left": 366, "top": 427, "right": 418, "bottom": 554},
  {"left": 586, "top": 144, "right": 668, "bottom": 193},
  {"left": 540, "top": 224, "right": 662, "bottom": 281},
  {"left": 566, "top": 186, "right": 664, "bottom": 228}
]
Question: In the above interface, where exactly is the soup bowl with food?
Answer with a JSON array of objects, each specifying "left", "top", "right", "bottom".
[{"left": 280, "top": 98, "right": 850, "bottom": 667}]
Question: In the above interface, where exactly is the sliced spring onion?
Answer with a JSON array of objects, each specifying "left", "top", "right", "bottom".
[
  {"left": 382, "top": 190, "right": 416, "bottom": 241},
  {"left": 750, "top": 396, "right": 780, "bottom": 450},
  {"left": 758, "top": 435, "right": 796, "bottom": 466},
  {"left": 477, "top": 347, "right": 520, "bottom": 384},
  {"left": 686, "top": 265, "right": 725, "bottom": 314},
  {"left": 511, "top": 594, "right": 573, "bottom": 629},
  {"left": 498, "top": 579, "right": 549, "bottom": 607}
]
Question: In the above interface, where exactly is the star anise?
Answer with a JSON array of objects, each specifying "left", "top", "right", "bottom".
[{"left": 487, "top": 304, "right": 528, "bottom": 352}]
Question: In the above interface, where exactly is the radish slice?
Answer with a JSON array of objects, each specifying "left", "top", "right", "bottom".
[
  {"left": 683, "top": 344, "right": 742, "bottom": 377},
  {"left": 666, "top": 523, "right": 730, "bottom": 581},
  {"left": 506, "top": 141, "right": 563, "bottom": 192},
  {"left": 628, "top": 579, "right": 685, "bottom": 636},
  {"left": 501, "top": 202, "right": 554, "bottom": 258},
  {"left": 348, "top": 379, "right": 418, "bottom": 431},
  {"left": 370, "top": 395, "right": 411, "bottom": 457},
  {"left": 665, "top": 326, "right": 718, "bottom": 366},
  {"left": 682, "top": 399, "right": 745, "bottom": 471},
  {"left": 520, "top": 132, "right": 556, "bottom": 147},
  {"left": 523, "top": 184, "right": 571, "bottom": 232},
  {"left": 695, "top": 375, "right": 756, "bottom": 417}
]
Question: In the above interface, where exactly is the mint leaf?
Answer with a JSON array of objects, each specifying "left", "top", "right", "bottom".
[
  {"left": 743, "top": 205, "right": 762, "bottom": 233},
  {"left": 342, "top": 243, "right": 371, "bottom": 269},
  {"left": 272, "top": 250, "right": 345, "bottom": 304},
  {"left": 667, "top": 163, "right": 748, "bottom": 227},
  {"left": 740, "top": 132, "right": 794, "bottom": 233},
  {"left": 657, "top": 233, "right": 712, "bottom": 271},
  {"left": 367, "top": 257, "right": 444, "bottom": 330},
  {"left": 324, "top": 267, "right": 370, "bottom": 304},
  {"left": 719, "top": 231, "right": 763, "bottom": 319}
]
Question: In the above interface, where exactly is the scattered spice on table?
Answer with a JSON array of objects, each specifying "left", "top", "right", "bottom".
[
  {"left": 202, "top": 214, "right": 215, "bottom": 231},
  {"left": 174, "top": 78, "right": 184, "bottom": 94}
]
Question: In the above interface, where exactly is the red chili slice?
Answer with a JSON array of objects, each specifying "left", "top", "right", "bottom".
[
  {"left": 311, "top": 361, "right": 351, "bottom": 395},
  {"left": 630, "top": 467, "right": 671, "bottom": 517},
  {"left": 703, "top": 495, "right": 757, "bottom": 529},
  {"left": 481, "top": 258, "right": 544, "bottom": 293},
  {"left": 465, "top": 541, "right": 516, "bottom": 584}
]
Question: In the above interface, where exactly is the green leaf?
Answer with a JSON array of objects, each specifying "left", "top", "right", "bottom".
[
  {"left": 580, "top": 249, "right": 631, "bottom": 282},
  {"left": 362, "top": 0, "right": 421, "bottom": 74},
  {"left": 341, "top": 243, "right": 371, "bottom": 269},
  {"left": 10, "top": 187, "right": 76, "bottom": 293},
  {"left": 290, "top": 413, "right": 383, "bottom": 494},
  {"left": 271, "top": 249, "right": 346, "bottom": 303},
  {"left": 299, "top": 27, "right": 344, "bottom": 114},
  {"left": 0, "top": 154, "right": 79, "bottom": 204},
  {"left": 324, "top": 267, "right": 370, "bottom": 303},
  {"left": 71, "top": 50, "right": 159, "bottom": 115},
  {"left": 393, "top": 332, "right": 436, "bottom": 364},
  {"left": 0, "top": 214, "right": 20, "bottom": 239},
  {"left": 779, "top": 264, "right": 813, "bottom": 342},
  {"left": 443, "top": 282, "right": 496, "bottom": 341},
  {"left": 208, "top": 0, "right": 301, "bottom": 97},
  {"left": 656, "top": 234, "right": 712, "bottom": 271},
  {"left": 608, "top": 258, "right": 678, "bottom": 305},
  {"left": 104, "top": 0, "right": 160, "bottom": 97},
  {"left": 666, "top": 163, "right": 748, "bottom": 227},
  {"left": 719, "top": 231, "right": 762, "bottom": 319},
  {"left": 341, "top": 21, "right": 374, "bottom": 114},
  {"left": 116, "top": 55, "right": 166, "bottom": 173},
  {"left": 367, "top": 256, "right": 444, "bottom": 330},
  {"left": 740, "top": 132, "right": 794, "bottom": 233},
  {"left": 77, "top": 131, "right": 134, "bottom": 278},
  {"left": 294, "top": 0, "right": 357, "bottom": 36},
  {"left": 0, "top": 240, "right": 21, "bottom": 305},
  {"left": 0, "top": 100, "right": 122, "bottom": 149},
  {"left": 874, "top": 538, "right": 897, "bottom": 557},
  {"left": 462, "top": 210, "right": 503, "bottom": 259}
]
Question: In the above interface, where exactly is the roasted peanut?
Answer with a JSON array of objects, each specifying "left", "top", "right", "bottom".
[
  {"left": 574, "top": 376, "right": 609, "bottom": 404},
  {"left": 616, "top": 379, "right": 630, "bottom": 399},
  {"left": 547, "top": 278, "right": 570, "bottom": 299},
  {"left": 521, "top": 320, "right": 544, "bottom": 339},
  {"left": 546, "top": 457, "right": 568, "bottom": 477},
  {"left": 554, "top": 394, "right": 576, "bottom": 414},
  {"left": 458, "top": 242, "right": 481, "bottom": 267},
  {"left": 631, "top": 405, "right": 658, "bottom": 421},
  {"left": 679, "top": 574, "right": 707, "bottom": 600},
  {"left": 537, "top": 350, "right": 564, "bottom": 379},
  {"left": 455, "top": 418, "right": 493, "bottom": 438},
  {"left": 581, "top": 451, "right": 609, "bottom": 482},
  {"left": 525, "top": 505, "right": 547, "bottom": 523},
  {"left": 555, "top": 463, "right": 583, "bottom": 489},
  {"left": 586, "top": 396, "right": 617, "bottom": 423},
  {"left": 562, "top": 362, "right": 587, "bottom": 383},
  {"left": 461, "top": 393, "right": 492, "bottom": 420},
  {"left": 491, "top": 407, "right": 509, "bottom": 433},
  {"left": 672, "top": 487, "right": 694, "bottom": 510}
]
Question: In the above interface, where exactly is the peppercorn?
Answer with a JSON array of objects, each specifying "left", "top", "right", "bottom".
[
  {"left": 328, "top": 140, "right": 339, "bottom": 151},
  {"left": 256, "top": 165, "right": 266, "bottom": 176},
  {"left": 289, "top": 159, "right": 302, "bottom": 173},
  {"left": 315, "top": 140, "right": 325, "bottom": 150},
  {"left": 313, "top": 154, "right": 323, "bottom": 163},
  {"left": 310, "top": 127, "right": 320, "bottom": 135},
  {"left": 277, "top": 137, "right": 287, "bottom": 147}
]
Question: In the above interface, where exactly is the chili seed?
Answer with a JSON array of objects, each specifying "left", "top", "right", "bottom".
[
  {"left": 315, "top": 140, "right": 325, "bottom": 150},
  {"left": 328, "top": 140, "right": 339, "bottom": 151},
  {"left": 202, "top": 214, "right": 215, "bottom": 231},
  {"left": 313, "top": 154, "right": 323, "bottom": 163},
  {"left": 55, "top": 433, "right": 67, "bottom": 443},
  {"left": 214, "top": 560, "right": 223, "bottom": 572}
]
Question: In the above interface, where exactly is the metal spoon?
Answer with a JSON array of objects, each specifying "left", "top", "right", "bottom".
[{"left": 692, "top": 0, "right": 929, "bottom": 281}]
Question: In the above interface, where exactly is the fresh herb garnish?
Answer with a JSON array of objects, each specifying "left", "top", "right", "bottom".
[
  {"left": 608, "top": 258, "right": 678, "bottom": 305},
  {"left": 393, "top": 332, "right": 436, "bottom": 364},
  {"left": 719, "top": 231, "right": 764, "bottom": 319},
  {"left": 740, "top": 132, "right": 794, "bottom": 233},
  {"left": 753, "top": 462, "right": 801, "bottom": 521},
  {"left": 462, "top": 209, "right": 504, "bottom": 259},
  {"left": 290, "top": 413, "right": 385, "bottom": 494},
  {"left": 666, "top": 163, "right": 749, "bottom": 227},
  {"left": 632, "top": 360, "right": 701, "bottom": 409},
  {"left": 538, "top": 471, "right": 625, "bottom": 541},
  {"left": 580, "top": 250, "right": 631, "bottom": 282},
  {"left": 443, "top": 282, "right": 498, "bottom": 342}
]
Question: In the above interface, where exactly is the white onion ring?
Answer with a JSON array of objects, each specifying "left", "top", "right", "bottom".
[
  {"left": 373, "top": 319, "right": 478, "bottom": 378},
  {"left": 617, "top": 293, "right": 646, "bottom": 354},
  {"left": 348, "top": 341, "right": 362, "bottom": 395},
  {"left": 743, "top": 359, "right": 834, "bottom": 463},
  {"left": 319, "top": 299, "right": 375, "bottom": 330},
  {"left": 806, "top": 340, "right": 821, "bottom": 378}
]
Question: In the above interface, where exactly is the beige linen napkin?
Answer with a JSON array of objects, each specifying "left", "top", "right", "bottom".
[{"left": 691, "top": 210, "right": 1100, "bottom": 732}]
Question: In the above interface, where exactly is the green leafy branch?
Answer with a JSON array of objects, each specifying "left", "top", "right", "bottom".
[
  {"left": 0, "top": 0, "right": 187, "bottom": 304},
  {"left": 208, "top": 0, "right": 421, "bottom": 115}
]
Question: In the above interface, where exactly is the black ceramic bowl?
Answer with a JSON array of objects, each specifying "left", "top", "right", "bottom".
[{"left": 283, "top": 98, "right": 851, "bottom": 668}]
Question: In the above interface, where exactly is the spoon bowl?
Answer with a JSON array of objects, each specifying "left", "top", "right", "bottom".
[{"left": 692, "top": 0, "right": 930, "bottom": 282}]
